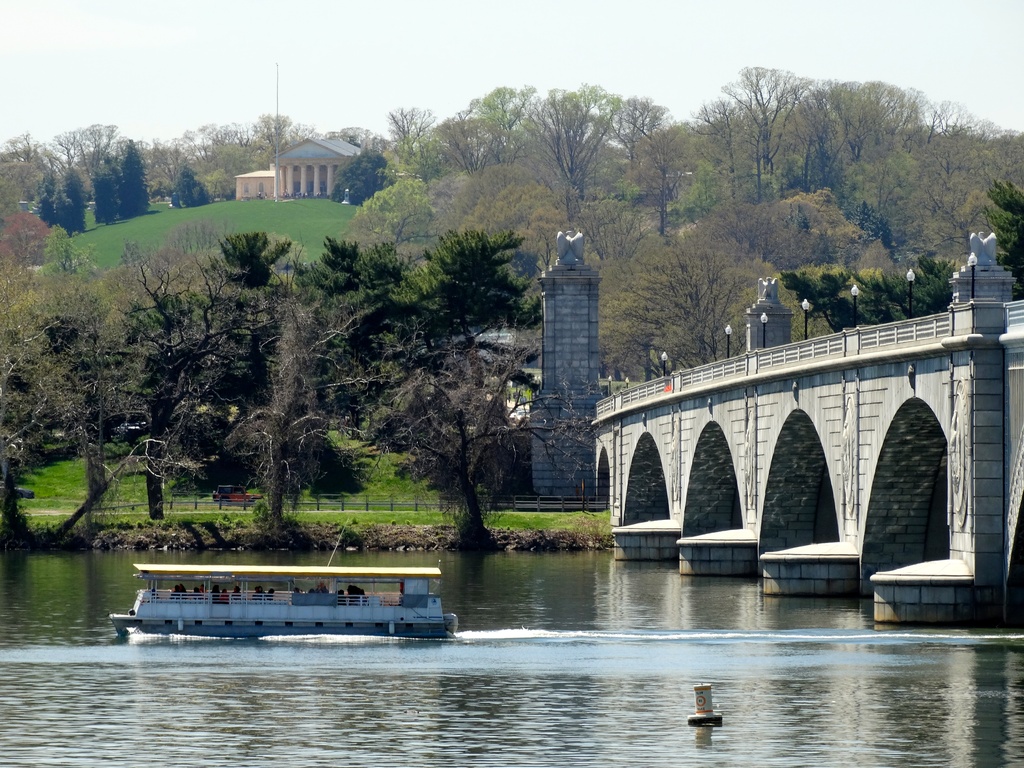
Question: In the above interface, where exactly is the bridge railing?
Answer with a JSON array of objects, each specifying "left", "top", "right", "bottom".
[
  {"left": 1007, "top": 300, "right": 1024, "bottom": 329},
  {"left": 597, "top": 308, "right": 965, "bottom": 419}
]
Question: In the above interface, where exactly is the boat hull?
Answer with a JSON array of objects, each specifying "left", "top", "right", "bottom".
[{"left": 111, "top": 612, "right": 458, "bottom": 639}]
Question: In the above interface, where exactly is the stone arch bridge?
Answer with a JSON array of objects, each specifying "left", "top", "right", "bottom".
[{"left": 595, "top": 260, "right": 1024, "bottom": 624}]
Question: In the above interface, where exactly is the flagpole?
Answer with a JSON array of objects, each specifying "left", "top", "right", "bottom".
[{"left": 274, "top": 62, "right": 280, "bottom": 202}]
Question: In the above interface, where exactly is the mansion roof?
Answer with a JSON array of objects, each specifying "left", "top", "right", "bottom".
[{"left": 278, "top": 137, "right": 360, "bottom": 160}]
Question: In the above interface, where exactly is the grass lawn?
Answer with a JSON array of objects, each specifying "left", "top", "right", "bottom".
[
  {"left": 17, "top": 446, "right": 433, "bottom": 514},
  {"left": 75, "top": 199, "right": 357, "bottom": 268}
]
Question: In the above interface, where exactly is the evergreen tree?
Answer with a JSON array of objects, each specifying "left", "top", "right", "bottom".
[
  {"left": 175, "top": 165, "right": 209, "bottom": 208},
  {"left": 330, "top": 151, "right": 389, "bottom": 205},
  {"left": 92, "top": 158, "right": 121, "bottom": 225},
  {"left": 37, "top": 173, "right": 60, "bottom": 228},
  {"left": 118, "top": 140, "right": 149, "bottom": 219},
  {"left": 411, "top": 229, "right": 540, "bottom": 347},
  {"left": 988, "top": 180, "right": 1024, "bottom": 299},
  {"left": 57, "top": 171, "right": 87, "bottom": 235}
]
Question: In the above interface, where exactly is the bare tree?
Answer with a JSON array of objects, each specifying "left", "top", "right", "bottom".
[
  {"left": 693, "top": 97, "right": 742, "bottom": 201},
  {"left": 435, "top": 111, "right": 493, "bottom": 174},
  {"left": 722, "top": 67, "right": 809, "bottom": 202},
  {"left": 0, "top": 257, "right": 50, "bottom": 541},
  {"left": 387, "top": 107, "right": 436, "bottom": 145},
  {"left": 228, "top": 300, "right": 332, "bottom": 527},
  {"left": 528, "top": 85, "right": 620, "bottom": 219},
  {"left": 612, "top": 96, "right": 669, "bottom": 163},
  {"left": 375, "top": 335, "right": 536, "bottom": 547}
]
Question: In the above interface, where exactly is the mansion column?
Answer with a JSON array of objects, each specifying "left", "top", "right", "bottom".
[
  {"left": 326, "top": 165, "right": 335, "bottom": 196},
  {"left": 300, "top": 165, "right": 308, "bottom": 196},
  {"left": 286, "top": 166, "right": 294, "bottom": 196},
  {"left": 313, "top": 165, "right": 321, "bottom": 196}
]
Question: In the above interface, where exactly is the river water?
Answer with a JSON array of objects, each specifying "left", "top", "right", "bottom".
[{"left": 1, "top": 550, "right": 1023, "bottom": 767}]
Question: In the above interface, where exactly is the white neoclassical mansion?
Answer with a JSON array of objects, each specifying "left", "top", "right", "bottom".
[{"left": 234, "top": 138, "right": 360, "bottom": 200}]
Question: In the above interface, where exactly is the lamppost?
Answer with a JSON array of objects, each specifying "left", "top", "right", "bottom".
[
  {"left": 968, "top": 253, "right": 977, "bottom": 299},
  {"left": 801, "top": 298, "right": 810, "bottom": 340},
  {"left": 850, "top": 284, "right": 859, "bottom": 327},
  {"left": 906, "top": 268, "right": 915, "bottom": 319},
  {"left": 725, "top": 324, "right": 732, "bottom": 357},
  {"left": 660, "top": 351, "right": 668, "bottom": 377},
  {"left": 760, "top": 312, "right": 768, "bottom": 348}
]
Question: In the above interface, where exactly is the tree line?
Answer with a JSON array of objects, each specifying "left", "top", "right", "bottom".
[{"left": 2, "top": 69, "right": 1024, "bottom": 375}]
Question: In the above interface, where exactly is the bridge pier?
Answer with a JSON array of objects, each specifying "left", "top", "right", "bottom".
[
  {"left": 870, "top": 560, "right": 996, "bottom": 623},
  {"left": 612, "top": 520, "right": 679, "bottom": 561},
  {"left": 677, "top": 529, "right": 758, "bottom": 576},
  {"left": 760, "top": 543, "right": 860, "bottom": 596}
]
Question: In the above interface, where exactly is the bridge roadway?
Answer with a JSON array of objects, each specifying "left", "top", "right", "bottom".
[{"left": 594, "top": 295, "right": 1024, "bottom": 624}]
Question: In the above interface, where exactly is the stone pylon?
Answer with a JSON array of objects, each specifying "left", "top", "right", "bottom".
[
  {"left": 531, "top": 231, "right": 602, "bottom": 497},
  {"left": 745, "top": 277, "right": 793, "bottom": 351}
]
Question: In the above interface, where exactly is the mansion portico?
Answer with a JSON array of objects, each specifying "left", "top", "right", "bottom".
[{"left": 235, "top": 138, "right": 360, "bottom": 200}]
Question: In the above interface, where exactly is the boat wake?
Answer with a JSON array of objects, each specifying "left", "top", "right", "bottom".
[{"left": 454, "top": 627, "right": 1024, "bottom": 645}]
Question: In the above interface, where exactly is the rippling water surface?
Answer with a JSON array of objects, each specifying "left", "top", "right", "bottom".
[{"left": 1, "top": 550, "right": 1023, "bottom": 767}]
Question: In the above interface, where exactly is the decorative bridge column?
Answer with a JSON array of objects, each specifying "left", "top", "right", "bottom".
[
  {"left": 745, "top": 278, "right": 793, "bottom": 351},
  {"left": 531, "top": 231, "right": 602, "bottom": 497}
]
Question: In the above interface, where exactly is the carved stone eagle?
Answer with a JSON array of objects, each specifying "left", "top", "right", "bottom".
[
  {"left": 969, "top": 232, "right": 997, "bottom": 266},
  {"left": 556, "top": 230, "right": 585, "bottom": 265}
]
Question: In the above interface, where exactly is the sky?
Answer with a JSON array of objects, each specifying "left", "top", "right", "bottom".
[{"left": 2, "top": 0, "right": 1023, "bottom": 146}]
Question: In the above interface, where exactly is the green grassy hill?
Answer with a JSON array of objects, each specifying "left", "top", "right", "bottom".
[{"left": 75, "top": 199, "right": 357, "bottom": 268}]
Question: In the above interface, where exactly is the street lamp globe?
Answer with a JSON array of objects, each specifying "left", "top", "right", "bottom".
[
  {"left": 660, "top": 350, "right": 668, "bottom": 377},
  {"left": 906, "top": 268, "right": 916, "bottom": 318},
  {"left": 760, "top": 312, "right": 768, "bottom": 348},
  {"left": 725, "top": 324, "right": 732, "bottom": 358},
  {"left": 967, "top": 253, "right": 978, "bottom": 300}
]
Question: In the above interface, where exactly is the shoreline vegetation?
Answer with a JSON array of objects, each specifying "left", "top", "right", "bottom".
[
  {"left": 12, "top": 453, "right": 613, "bottom": 553},
  {"left": 18, "top": 510, "right": 614, "bottom": 553}
]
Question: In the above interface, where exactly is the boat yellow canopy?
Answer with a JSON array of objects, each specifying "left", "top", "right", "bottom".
[{"left": 133, "top": 564, "right": 442, "bottom": 579}]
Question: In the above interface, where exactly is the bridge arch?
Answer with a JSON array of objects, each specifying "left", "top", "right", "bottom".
[
  {"left": 622, "top": 432, "right": 669, "bottom": 523},
  {"left": 861, "top": 397, "right": 949, "bottom": 584},
  {"left": 595, "top": 448, "right": 610, "bottom": 510},
  {"left": 681, "top": 421, "right": 741, "bottom": 537},
  {"left": 758, "top": 409, "right": 839, "bottom": 554}
]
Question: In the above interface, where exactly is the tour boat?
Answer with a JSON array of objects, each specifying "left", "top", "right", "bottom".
[{"left": 110, "top": 563, "right": 458, "bottom": 639}]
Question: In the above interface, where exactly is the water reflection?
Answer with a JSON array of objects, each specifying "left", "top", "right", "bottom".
[{"left": 0, "top": 550, "right": 1023, "bottom": 766}]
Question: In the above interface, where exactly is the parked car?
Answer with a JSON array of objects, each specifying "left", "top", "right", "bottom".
[
  {"left": 113, "top": 421, "right": 147, "bottom": 439},
  {"left": 15, "top": 487, "right": 34, "bottom": 499},
  {"left": 212, "top": 485, "right": 262, "bottom": 504}
]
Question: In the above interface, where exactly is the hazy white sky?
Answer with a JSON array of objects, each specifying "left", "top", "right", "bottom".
[{"left": 2, "top": 0, "right": 1022, "bottom": 145}]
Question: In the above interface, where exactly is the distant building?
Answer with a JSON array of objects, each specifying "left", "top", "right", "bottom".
[{"left": 234, "top": 138, "right": 360, "bottom": 200}]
